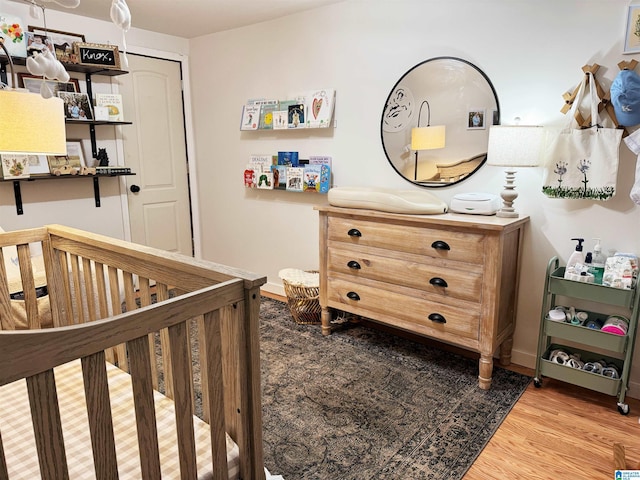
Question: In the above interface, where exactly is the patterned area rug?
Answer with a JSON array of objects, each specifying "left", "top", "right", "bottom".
[{"left": 259, "top": 297, "right": 530, "bottom": 480}]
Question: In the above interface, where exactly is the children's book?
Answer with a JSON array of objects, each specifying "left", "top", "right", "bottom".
[
  {"left": 256, "top": 171, "right": 273, "bottom": 189},
  {"left": 95, "top": 93, "right": 124, "bottom": 121},
  {"left": 278, "top": 151, "right": 299, "bottom": 167},
  {"left": 304, "top": 89, "right": 336, "bottom": 128},
  {"left": 271, "top": 165, "right": 287, "bottom": 190},
  {"left": 318, "top": 164, "right": 331, "bottom": 193},
  {"left": 272, "top": 110, "right": 288, "bottom": 130},
  {"left": 309, "top": 155, "right": 332, "bottom": 168},
  {"left": 240, "top": 104, "right": 260, "bottom": 130},
  {"left": 286, "top": 167, "right": 304, "bottom": 192},
  {"left": 243, "top": 165, "right": 256, "bottom": 188},
  {"left": 249, "top": 154, "right": 273, "bottom": 173},
  {"left": 287, "top": 103, "right": 306, "bottom": 129},
  {"left": 259, "top": 103, "right": 278, "bottom": 130},
  {"left": 303, "top": 165, "right": 322, "bottom": 192}
]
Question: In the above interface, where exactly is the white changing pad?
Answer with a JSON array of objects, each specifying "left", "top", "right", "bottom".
[{"left": 328, "top": 186, "right": 448, "bottom": 214}]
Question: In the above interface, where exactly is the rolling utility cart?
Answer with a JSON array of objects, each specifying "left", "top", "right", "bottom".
[{"left": 534, "top": 257, "right": 640, "bottom": 414}]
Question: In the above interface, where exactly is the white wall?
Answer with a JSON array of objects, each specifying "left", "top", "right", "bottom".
[
  {"left": 189, "top": 0, "right": 640, "bottom": 393},
  {"left": 0, "top": 2, "right": 189, "bottom": 239}
]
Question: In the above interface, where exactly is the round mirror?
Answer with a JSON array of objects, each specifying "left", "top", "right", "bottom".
[{"left": 381, "top": 57, "right": 500, "bottom": 187}]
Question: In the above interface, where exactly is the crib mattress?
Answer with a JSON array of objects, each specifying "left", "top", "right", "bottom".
[{"left": 0, "top": 360, "right": 240, "bottom": 479}]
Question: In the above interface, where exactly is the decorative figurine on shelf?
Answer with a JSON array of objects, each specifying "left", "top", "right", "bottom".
[{"left": 96, "top": 148, "right": 109, "bottom": 167}]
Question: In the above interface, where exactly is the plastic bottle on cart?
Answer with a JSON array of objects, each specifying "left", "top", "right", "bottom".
[
  {"left": 589, "top": 238, "right": 606, "bottom": 285},
  {"left": 564, "top": 238, "right": 585, "bottom": 280}
]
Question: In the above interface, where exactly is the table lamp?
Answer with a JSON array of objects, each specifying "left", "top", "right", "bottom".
[
  {"left": 486, "top": 125, "right": 543, "bottom": 218},
  {"left": 411, "top": 100, "right": 445, "bottom": 181}
]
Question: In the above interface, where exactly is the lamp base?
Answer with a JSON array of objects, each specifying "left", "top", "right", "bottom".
[{"left": 496, "top": 168, "right": 519, "bottom": 218}]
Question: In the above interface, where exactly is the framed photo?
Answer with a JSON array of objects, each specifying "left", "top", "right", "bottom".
[
  {"left": 1, "top": 155, "right": 30, "bottom": 179},
  {"left": 47, "top": 140, "right": 86, "bottom": 173},
  {"left": 74, "top": 42, "right": 121, "bottom": 70},
  {"left": 24, "top": 31, "right": 55, "bottom": 57},
  {"left": 467, "top": 109, "right": 486, "bottom": 130},
  {"left": 624, "top": 5, "right": 640, "bottom": 54},
  {"left": 26, "top": 155, "right": 51, "bottom": 176},
  {"left": 19, "top": 73, "right": 79, "bottom": 95},
  {"left": 57, "top": 92, "right": 93, "bottom": 121},
  {"left": 28, "top": 26, "right": 85, "bottom": 63}
]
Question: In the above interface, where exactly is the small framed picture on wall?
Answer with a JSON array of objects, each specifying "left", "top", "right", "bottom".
[
  {"left": 624, "top": 5, "right": 640, "bottom": 54},
  {"left": 467, "top": 109, "right": 486, "bottom": 130}
]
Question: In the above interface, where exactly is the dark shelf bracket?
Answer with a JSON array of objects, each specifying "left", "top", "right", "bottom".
[
  {"left": 93, "top": 177, "right": 101, "bottom": 207},
  {"left": 13, "top": 181, "right": 23, "bottom": 215}
]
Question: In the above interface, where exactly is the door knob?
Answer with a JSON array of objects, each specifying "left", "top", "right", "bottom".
[{"left": 130, "top": 184, "right": 141, "bottom": 193}]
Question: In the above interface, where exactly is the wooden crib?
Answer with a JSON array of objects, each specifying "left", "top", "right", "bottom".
[{"left": 0, "top": 225, "right": 267, "bottom": 479}]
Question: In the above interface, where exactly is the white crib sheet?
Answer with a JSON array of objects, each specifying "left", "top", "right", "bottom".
[{"left": 0, "top": 359, "right": 240, "bottom": 479}]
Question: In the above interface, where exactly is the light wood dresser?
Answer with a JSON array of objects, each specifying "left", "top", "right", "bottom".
[{"left": 316, "top": 206, "right": 529, "bottom": 390}]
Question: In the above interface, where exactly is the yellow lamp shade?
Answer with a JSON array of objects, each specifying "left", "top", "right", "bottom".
[
  {"left": 411, "top": 125, "right": 446, "bottom": 151},
  {"left": 0, "top": 89, "right": 67, "bottom": 155}
]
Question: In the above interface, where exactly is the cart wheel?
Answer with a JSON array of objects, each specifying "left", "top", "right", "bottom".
[
  {"left": 617, "top": 403, "right": 630, "bottom": 415},
  {"left": 533, "top": 378, "right": 542, "bottom": 388}
]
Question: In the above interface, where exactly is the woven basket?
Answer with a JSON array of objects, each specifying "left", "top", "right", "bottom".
[{"left": 281, "top": 270, "right": 321, "bottom": 325}]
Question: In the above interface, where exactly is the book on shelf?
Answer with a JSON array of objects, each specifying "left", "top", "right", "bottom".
[
  {"left": 244, "top": 165, "right": 256, "bottom": 188},
  {"left": 95, "top": 93, "right": 124, "bottom": 121},
  {"left": 240, "top": 104, "right": 261, "bottom": 130},
  {"left": 249, "top": 154, "right": 273, "bottom": 172},
  {"left": 286, "top": 167, "right": 304, "bottom": 192},
  {"left": 272, "top": 110, "right": 288, "bottom": 130},
  {"left": 256, "top": 171, "right": 274, "bottom": 189},
  {"left": 277, "top": 151, "right": 299, "bottom": 166},
  {"left": 309, "top": 155, "right": 332, "bottom": 168},
  {"left": 304, "top": 89, "right": 335, "bottom": 128},
  {"left": 271, "top": 165, "right": 287, "bottom": 190},
  {"left": 95, "top": 166, "right": 131, "bottom": 175},
  {"left": 259, "top": 103, "right": 278, "bottom": 130},
  {"left": 303, "top": 164, "right": 331, "bottom": 193},
  {"left": 287, "top": 103, "right": 306, "bottom": 129}
]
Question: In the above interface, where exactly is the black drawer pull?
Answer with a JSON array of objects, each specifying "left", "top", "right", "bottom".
[
  {"left": 431, "top": 240, "right": 450, "bottom": 251},
  {"left": 347, "top": 260, "right": 361, "bottom": 270},
  {"left": 429, "top": 277, "right": 448, "bottom": 288},
  {"left": 428, "top": 313, "right": 446, "bottom": 324},
  {"left": 346, "top": 291, "right": 360, "bottom": 301},
  {"left": 347, "top": 228, "right": 362, "bottom": 237}
]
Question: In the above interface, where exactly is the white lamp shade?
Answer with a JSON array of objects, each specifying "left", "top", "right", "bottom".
[
  {"left": 486, "top": 125, "right": 543, "bottom": 167},
  {"left": 411, "top": 125, "right": 446, "bottom": 151},
  {"left": 0, "top": 90, "right": 67, "bottom": 155}
]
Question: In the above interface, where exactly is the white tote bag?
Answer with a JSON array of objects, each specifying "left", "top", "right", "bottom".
[{"left": 541, "top": 72, "right": 623, "bottom": 201}]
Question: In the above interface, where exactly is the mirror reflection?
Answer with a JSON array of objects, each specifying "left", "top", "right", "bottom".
[{"left": 381, "top": 57, "right": 500, "bottom": 187}]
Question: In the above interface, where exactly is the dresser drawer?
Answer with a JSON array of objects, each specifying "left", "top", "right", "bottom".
[
  {"left": 327, "top": 216, "right": 485, "bottom": 264},
  {"left": 326, "top": 277, "right": 480, "bottom": 342},
  {"left": 327, "top": 246, "right": 483, "bottom": 303}
]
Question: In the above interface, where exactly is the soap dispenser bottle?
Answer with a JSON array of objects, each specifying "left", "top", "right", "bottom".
[
  {"left": 589, "top": 238, "right": 606, "bottom": 284},
  {"left": 564, "top": 238, "right": 585, "bottom": 280}
]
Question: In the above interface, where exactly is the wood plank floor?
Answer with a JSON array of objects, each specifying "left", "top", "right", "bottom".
[{"left": 262, "top": 293, "right": 640, "bottom": 478}]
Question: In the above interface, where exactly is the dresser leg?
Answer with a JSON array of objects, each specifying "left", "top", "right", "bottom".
[
  {"left": 321, "top": 307, "right": 332, "bottom": 336},
  {"left": 499, "top": 337, "right": 513, "bottom": 366},
  {"left": 478, "top": 354, "right": 493, "bottom": 390}
]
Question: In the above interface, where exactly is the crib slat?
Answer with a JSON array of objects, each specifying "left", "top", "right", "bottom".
[
  {"left": 17, "top": 244, "right": 39, "bottom": 330},
  {"left": 0, "top": 249, "right": 14, "bottom": 330},
  {"left": 168, "top": 320, "right": 198, "bottom": 479},
  {"left": 82, "top": 352, "right": 119, "bottom": 480},
  {"left": 108, "top": 266, "right": 128, "bottom": 372},
  {"left": 127, "top": 335, "right": 162, "bottom": 479},
  {"left": 57, "top": 250, "right": 74, "bottom": 326},
  {"left": 157, "top": 283, "right": 174, "bottom": 399},
  {"left": 201, "top": 309, "right": 229, "bottom": 480},
  {"left": 82, "top": 257, "right": 98, "bottom": 322},
  {"left": 26, "top": 369, "right": 69, "bottom": 480},
  {"left": 138, "top": 277, "right": 159, "bottom": 390},
  {"left": 69, "top": 254, "right": 84, "bottom": 325},
  {"left": 0, "top": 430, "right": 8, "bottom": 479}
]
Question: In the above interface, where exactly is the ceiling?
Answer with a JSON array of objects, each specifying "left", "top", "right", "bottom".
[{"left": 30, "top": 0, "right": 346, "bottom": 38}]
